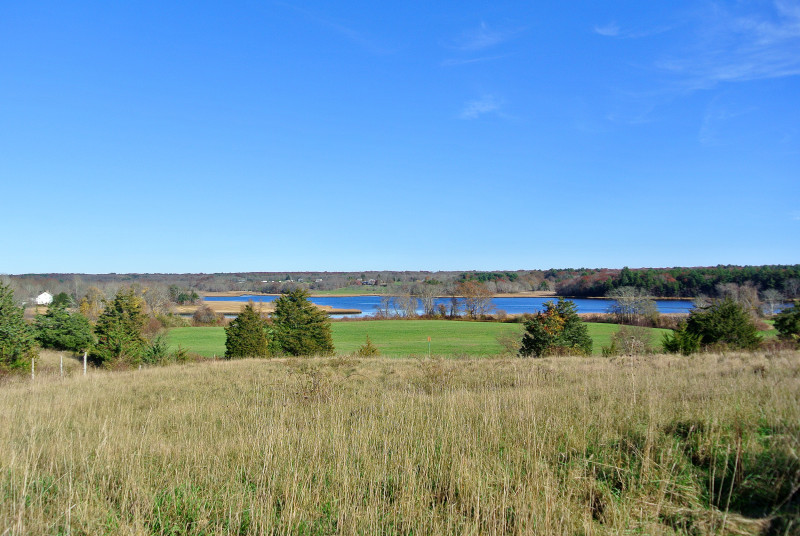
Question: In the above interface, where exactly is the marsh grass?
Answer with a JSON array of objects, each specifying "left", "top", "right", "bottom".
[{"left": 1, "top": 351, "right": 798, "bottom": 534}]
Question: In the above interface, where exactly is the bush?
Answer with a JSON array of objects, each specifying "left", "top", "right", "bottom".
[
  {"left": 601, "top": 326, "right": 655, "bottom": 356},
  {"left": 156, "top": 313, "right": 190, "bottom": 329},
  {"left": 661, "top": 323, "right": 702, "bottom": 355},
  {"left": 192, "top": 305, "right": 222, "bottom": 326},
  {"left": 684, "top": 297, "right": 761, "bottom": 350},
  {"left": 34, "top": 303, "right": 95, "bottom": 353},
  {"left": 224, "top": 302, "right": 271, "bottom": 359},
  {"left": 355, "top": 335, "right": 380, "bottom": 357},
  {"left": 774, "top": 301, "right": 799, "bottom": 343},
  {"left": 519, "top": 298, "right": 592, "bottom": 357}
]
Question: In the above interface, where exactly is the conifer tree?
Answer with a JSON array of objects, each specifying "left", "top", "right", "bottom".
[
  {"left": 684, "top": 297, "right": 761, "bottom": 350},
  {"left": 92, "top": 287, "right": 148, "bottom": 366},
  {"left": 272, "top": 289, "right": 334, "bottom": 356},
  {"left": 34, "top": 303, "right": 94, "bottom": 353},
  {"left": 0, "top": 282, "right": 36, "bottom": 370},
  {"left": 224, "top": 302, "right": 270, "bottom": 358}
]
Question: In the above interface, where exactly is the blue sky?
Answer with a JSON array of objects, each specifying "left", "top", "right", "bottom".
[{"left": 1, "top": 1, "right": 798, "bottom": 273}]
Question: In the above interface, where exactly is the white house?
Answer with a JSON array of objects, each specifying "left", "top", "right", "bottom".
[{"left": 35, "top": 292, "right": 53, "bottom": 305}]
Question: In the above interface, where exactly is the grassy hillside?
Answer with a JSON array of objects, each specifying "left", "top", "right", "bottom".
[
  {"left": 168, "top": 320, "right": 671, "bottom": 358},
  {"left": 2, "top": 351, "right": 798, "bottom": 534}
]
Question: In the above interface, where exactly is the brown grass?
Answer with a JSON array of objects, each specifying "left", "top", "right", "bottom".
[{"left": 2, "top": 350, "right": 798, "bottom": 534}]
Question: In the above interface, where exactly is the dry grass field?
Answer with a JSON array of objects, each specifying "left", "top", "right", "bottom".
[{"left": 1, "top": 349, "right": 798, "bottom": 535}]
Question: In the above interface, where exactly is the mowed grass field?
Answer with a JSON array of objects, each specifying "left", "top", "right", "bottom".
[{"left": 167, "top": 320, "right": 671, "bottom": 357}]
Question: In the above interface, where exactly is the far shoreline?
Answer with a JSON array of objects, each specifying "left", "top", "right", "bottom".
[{"left": 202, "top": 290, "right": 696, "bottom": 301}]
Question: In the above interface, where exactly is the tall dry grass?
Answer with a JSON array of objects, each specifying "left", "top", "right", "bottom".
[{"left": 1, "top": 350, "right": 798, "bottom": 535}]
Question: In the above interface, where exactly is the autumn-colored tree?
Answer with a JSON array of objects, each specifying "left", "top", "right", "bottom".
[
  {"left": 520, "top": 298, "right": 591, "bottom": 357},
  {"left": 457, "top": 280, "right": 494, "bottom": 318}
]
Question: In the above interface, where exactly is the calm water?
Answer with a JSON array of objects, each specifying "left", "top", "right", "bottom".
[{"left": 205, "top": 295, "right": 696, "bottom": 317}]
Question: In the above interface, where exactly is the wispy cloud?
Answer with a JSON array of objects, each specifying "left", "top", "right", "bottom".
[
  {"left": 441, "top": 54, "right": 508, "bottom": 67},
  {"left": 657, "top": 1, "right": 800, "bottom": 88},
  {"left": 459, "top": 95, "right": 501, "bottom": 120},
  {"left": 443, "top": 22, "right": 521, "bottom": 67},
  {"left": 594, "top": 22, "right": 620, "bottom": 37},
  {"left": 453, "top": 22, "right": 517, "bottom": 51},
  {"left": 594, "top": 21, "right": 672, "bottom": 39},
  {"left": 698, "top": 95, "right": 755, "bottom": 145},
  {"left": 274, "top": 2, "right": 392, "bottom": 54}
]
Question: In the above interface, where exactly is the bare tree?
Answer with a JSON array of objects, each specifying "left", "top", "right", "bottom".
[
  {"left": 144, "top": 284, "right": 172, "bottom": 316},
  {"left": 457, "top": 281, "right": 495, "bottom": 318},
  {"left": 606, "top": 287, "right": 658, "bottom": 326},
  {"left": 716, "top": 282, "right": 760, "bottom": 312},
  {"left": 784, "top": 278, "right": 800, "bottom": 299},
  {"left": 413, "top": 283, "right": 439, "bottom": 317},
  {"left": 376, "top": 295, "right": 393, "bottom": 318},
  {"left": 761, "top": 289, "right": 785, "bottom": 316}
]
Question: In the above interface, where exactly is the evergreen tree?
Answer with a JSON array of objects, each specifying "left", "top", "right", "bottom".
[
  {"left": 520, "top": 298, "right": 592, "bottom": 357},
  {"left": 774, "top": 301, "right": 800, "bottom": 343},
  {"left": 684, "top": 297, "right": 761, "bottom": 350},
  {"left": 51, "top": 292, "right": 73, "bottom": 308},
  {"left": 272, "top": 289, "right": 334, "bottom": 356},
  {"left": 92, "top": 287, "right": 149, "bottom": 366},
  {"left": 661, "top": 323, "right": 702, "bottom": 355},
  {"left": 34, "top": 303, "right": 94, "bottom": 352},
  {"left": 224, "top": 302, "right": 271, "bottom": 358},
  {"left": 0, "top": 282, "right": 36, "bottom": 370}
]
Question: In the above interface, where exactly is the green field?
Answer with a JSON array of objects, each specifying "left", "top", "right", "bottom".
[{"left": 167, "top": 320, "right": 671, "bottom": 357}]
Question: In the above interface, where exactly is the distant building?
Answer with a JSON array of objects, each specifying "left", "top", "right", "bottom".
[{"left": 35, "top": 292, "right": 53, "bottom": 305}]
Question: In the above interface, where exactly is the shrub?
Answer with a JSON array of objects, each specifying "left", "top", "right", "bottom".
[
  {"left": 355, "top": 335, "right": 380, "bottom": 357},
  {"left": 192, "top": 305, "right": 221, "bottom": 326},
  {"left": 519, "top": 298, "right": 592, "bottom": 357},
  {"left": 774, "top": 301, "right": 799, "bottom": 343},
  {"left": 602, "top": 325, "right": 655, "bottom": 356},
  {"left": 685, "top": 297, "right": 761, "bottom": 350},
  {"left": 34, "top": 303, "right": 94, "bottom": 353},
  {"left": 224, "top": 302, "right": 271, "bottom": 359},
  {"left": 661, "top": 323, "right": 702, "bottom": 355}
]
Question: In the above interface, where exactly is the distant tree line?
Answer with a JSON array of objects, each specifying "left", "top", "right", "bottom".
[{"left": 556, "top": 265, "right": 800, "bottom": 298}]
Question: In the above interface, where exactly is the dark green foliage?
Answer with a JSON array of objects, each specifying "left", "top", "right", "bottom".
[
  {"left": 661, "top": 323, "right": 702, "bottom": 355},
  {"left": 224, "top": 302, "right": 270, "bottom": 358},
  {"left": 0, "top": 282, "right": 36, "bottom": 370},
  {"left": 34, "top": 303, "right": 95, "bottom": 352},
  {"left": 272, "top": 289, "right": 334, "bottom": 356},
  {"left": 92, "top": 288, "right": 149, "bottom": 366},
  {"left": 51, "top": 292, "right": 73, "bottom": 308},
  {"left": 557, "top": 264, "right": 800, "bottom": 298},
  {"left": 684, "top": 297, "right": 761, "bottom": 350},
  {"left": 519, "top": 298, "right": 592, "bottom": 357},
  {"left": 774, "top": 301, "right": 800, "bottom": 343}
]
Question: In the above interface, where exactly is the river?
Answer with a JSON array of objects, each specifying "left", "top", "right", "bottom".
[{"left": 204, "top": 295, "right": 697, "bottom": 317}]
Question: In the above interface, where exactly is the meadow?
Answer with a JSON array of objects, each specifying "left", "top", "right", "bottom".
[
  {"left": 2, "top": 350, "right": 798, "bottom": 534},
  {"left": 167, "top": 320, "right": 671, "bottom": 358}
]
